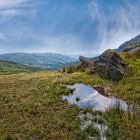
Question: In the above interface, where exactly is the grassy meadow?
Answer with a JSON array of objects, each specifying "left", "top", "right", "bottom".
[
  {"left": 0, "top": 57, "right": 140, "bottom": 140},
  {"left": 0, "top": 61, "right": 41, "bottom": 75},
  {"left": 0, "top": 71, "right": 106, "bottom": 140}
]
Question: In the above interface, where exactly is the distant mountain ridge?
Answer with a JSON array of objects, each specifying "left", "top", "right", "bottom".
[
  {"left": 116, "top": 34, "right": 140, "bottom": 52},
  {"left": 0, "top": 53, "right": 77, "bottom": 69}
]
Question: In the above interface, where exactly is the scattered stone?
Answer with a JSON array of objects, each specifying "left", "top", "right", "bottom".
[{"left": 94, "top": 86, "right": 109, "bottom": 97}]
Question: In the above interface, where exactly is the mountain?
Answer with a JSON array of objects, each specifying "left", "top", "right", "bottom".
[
  {"left": 116, "top": 34, "right": 140, "bottom": 52},
  {"left": 116, "top": 34, "right": 140, "bottom": 58},
  {"left": 79, "top": 34, "right": 140, "bottom": 81},
  {"left": 0, "top": 53, "right": 77, "bottom": 69},
  {"left": 0, "top": 60, "right": 40, "bottom": 75}
]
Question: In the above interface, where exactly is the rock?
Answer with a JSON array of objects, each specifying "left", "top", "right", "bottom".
[
  {"left": 79, "top": 49, "right": 128, "bottom": 81},
  {"left": 94, "top": 86, "right": 109, "bottom": 97},
  {"left": 79, "top": 56, "right": 94, "bottom": 66}
]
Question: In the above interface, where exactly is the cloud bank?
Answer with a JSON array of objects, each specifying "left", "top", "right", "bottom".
[
  {"left": 89, "top": 0, "right": 140, "bottom": 52},
  {"left": 0, "top": 0, "right": 139, "bottom": 55},
  {"left": 0, "top": 0, "right": 37, "bottom": 23}
]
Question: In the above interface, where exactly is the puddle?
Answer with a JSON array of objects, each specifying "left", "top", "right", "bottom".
[{"left": 63, "top": 83, "right": 128, "bottom": 111}]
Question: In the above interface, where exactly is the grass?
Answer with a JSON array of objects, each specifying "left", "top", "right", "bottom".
[
  {"left": 0, "top": 60, "right": 42, "bottom": 75},
  {"left": 0, "top": 72, "right": 78, "bottom": 139},
  {"left": 105, "top": 102, "right": 140, "bottom": 140},
  {"left": 0, "top": 71, "right": 106, "bottom": 140},
  {"left": 60, "top": 57, "right": 140, "bottom": 140},
  {"left": 0, "top": 56, "right": 140, "bottom": 139},
  {"left": 109, "top": 58, "right": 140, "bottom": 105},
  {"left": 104, "top": 57, "right": 140, "bottom": 140}
]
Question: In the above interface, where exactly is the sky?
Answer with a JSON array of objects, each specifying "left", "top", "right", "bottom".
[{"left": 0, "top": 0, "right": 140, "bottom": 56}]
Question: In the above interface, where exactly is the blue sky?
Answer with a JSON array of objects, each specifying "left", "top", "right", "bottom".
[{"left": 0, "top": 0, "right": 140, "bottom": 55}]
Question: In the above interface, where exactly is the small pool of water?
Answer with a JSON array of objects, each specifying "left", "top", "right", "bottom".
[{"left": 63, "top": 83, "right": 128, "bottom": 111}]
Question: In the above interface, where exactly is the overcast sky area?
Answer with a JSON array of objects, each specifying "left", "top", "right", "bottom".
[{"left": 0, "top": 0, "right": 140, "bottom": 55}]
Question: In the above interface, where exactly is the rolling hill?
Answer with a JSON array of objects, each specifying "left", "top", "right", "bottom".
[
  {"left": 116, "top": 34, "right": 140, "bottom": 58},
  {"left": 0, "top": 60, "right": 41, "bottom": 75},
  {"left": 116, "top": 34, "right": 140, "bottom": 52},
  {"left": 0, "top": 36, "right": 140, "bottom": 140},
  {"left": 0, "top": 53, "right": 77, "bottom": 69}
]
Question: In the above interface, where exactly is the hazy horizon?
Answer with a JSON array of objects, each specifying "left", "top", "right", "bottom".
[
  {"left": 0, "top": 0, "right": 140, "bottom": 55},
  {"left": 0, "top": 51, "right": 99, "bottom": 59}
]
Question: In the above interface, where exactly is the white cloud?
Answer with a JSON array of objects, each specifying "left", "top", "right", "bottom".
[
  {"left": 0, "top": 32, "right": 7, "bottom": 41},
  {"left": 29, "top": 34, "right": 89, "bottom": 55},
  {"left": 0, "top": 0, "right": 37, "bottom": 23},
  {"left": 0, "top": 0, "right": 30, "bottom": 10},
  {"left": 0, "top": 0, "right": 139, "bottom": 55},
  {"left": 89, "top": 0, "right": 140, "bottom": 53},
  {"left": 0, "top": 9, "right": 36, "bottom": 17}
]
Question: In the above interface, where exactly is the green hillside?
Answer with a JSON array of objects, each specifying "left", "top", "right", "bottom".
[
  {"left": 0, "top": 53, "right": 76, "bottom": 69},
  {"left": 0, "top": 36, "right": 140, "bottom": 139},
  {"left": 0, "top": 57, "right": 140, "bottom": 139},
  {"left": 117, "top": 34, "right": 140, "bottom": 52},
  {"left": 0, "top": 60, "right": 41, "bottom": 75}
]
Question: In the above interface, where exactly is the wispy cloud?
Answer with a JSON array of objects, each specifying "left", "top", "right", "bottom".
[
  {"left": 0, "top": 0, "right": 139, "bottom": 55},
  {"left": 0, "top": 9, "right": 36, "bottom": 17},
  {"left": 0, "top": 32, "right": 7, "bottom": 41},
  {"left": 34, "top": 34, "right": 89, "bottom": 55},
  {"left": 0, "top": 0, "right": 26, "bottom": 8},
  {"left": 89, "top": 0, "right": 140, "bottom": 52},
  {"left": 0, "top": 0, "right": 37, "bottom": 23}
]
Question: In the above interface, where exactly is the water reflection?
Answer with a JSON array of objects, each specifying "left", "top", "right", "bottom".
[{"left": 63, "top": 83, "right": 128, "bottom": 111}]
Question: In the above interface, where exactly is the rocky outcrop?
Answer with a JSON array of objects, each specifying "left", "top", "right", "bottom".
[
  {"left": 79, "top": 56, "right": 94, "bottom": 66},
  {"left": 79, "top": 49, "right": 128, "bottom": 81}
]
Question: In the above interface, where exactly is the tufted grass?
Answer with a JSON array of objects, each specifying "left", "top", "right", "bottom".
[
  {"left": 0, "top": 57, "right": 140, "bottom": 140},
  {"left": 0, "top": 71, "right": 106, "bottom": 140}
]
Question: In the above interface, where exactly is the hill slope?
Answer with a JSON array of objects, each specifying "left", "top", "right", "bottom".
[
  {"left": 0, "top": 60, "right": 40, "bottom": 74},
  {"left": 0, "top": 53, "right": 76, "bottom": 69},
  {"left": 0, "top": 36, "right": 140, "bottom": 139},
  {"left": 116, "top": 34, "right": 140, "bottom": 58},
  {"left": 116, "top": 34, "right": 140, "bottom": 52}
]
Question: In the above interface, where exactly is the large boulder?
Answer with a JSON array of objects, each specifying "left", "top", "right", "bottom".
[{"left": 79, "top": 49, "right": 128, "bottom": 81}]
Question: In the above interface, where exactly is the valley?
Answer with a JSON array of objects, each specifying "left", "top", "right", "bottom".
[
  {"left": 0, "top": 35, "right": 140, "bottom": 140},
  {"left": 0, "top": 58, "right": 140, "bottom": 140},
  {"left": 0, "top": 53, "right": 77, "bottom": 69},
  {"left": 0, "top": 0, "right": 139, "bottom": 139}
]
